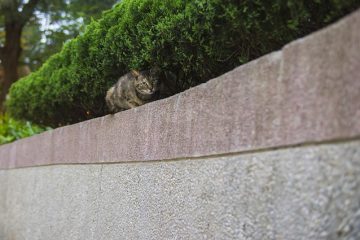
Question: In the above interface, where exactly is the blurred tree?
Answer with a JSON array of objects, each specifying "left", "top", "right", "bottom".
[
  {"left": 0, "top": 0, "right": 40, "bottom": 111},
  {"left": 0, "top": 0, "right": 117, "bottom": 111}
]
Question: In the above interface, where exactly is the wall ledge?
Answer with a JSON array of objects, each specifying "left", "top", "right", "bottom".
[{"left": 1, "top": 9, "right": 360, "bottom": 169}]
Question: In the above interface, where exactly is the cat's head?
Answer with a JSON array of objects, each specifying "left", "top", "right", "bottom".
[{"left": 133, "top": 68, "right": 160, "bottom": 98}]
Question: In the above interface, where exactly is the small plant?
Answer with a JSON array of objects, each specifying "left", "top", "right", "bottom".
[{"left": 0, "top": 114, "right": 50, "bottom": 145}]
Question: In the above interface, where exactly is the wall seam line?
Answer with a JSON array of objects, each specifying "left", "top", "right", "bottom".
[{"left": 1, "top": 135, "right": 359, "bottom": 171}]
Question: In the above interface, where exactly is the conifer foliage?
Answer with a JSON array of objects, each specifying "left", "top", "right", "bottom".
[{"left": 6, "top": 0, "right": 360, "bottom": 127}]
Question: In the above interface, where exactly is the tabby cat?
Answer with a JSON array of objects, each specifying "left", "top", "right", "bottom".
[{"left": 105, "top": 68, "right": 160, "bottom": 113}]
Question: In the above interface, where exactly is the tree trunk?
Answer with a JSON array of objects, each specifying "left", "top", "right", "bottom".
[{"left": 0, "top": 22, "right": 23, "bottom": 112}]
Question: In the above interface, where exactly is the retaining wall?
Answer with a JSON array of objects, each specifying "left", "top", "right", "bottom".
[{"left": 0, "top": 9, "right": 360, "bottom": 240}]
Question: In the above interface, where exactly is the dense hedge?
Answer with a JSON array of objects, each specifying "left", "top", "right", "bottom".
[{"left": 7, "top": 0, "right": 360, "bottom": 127}]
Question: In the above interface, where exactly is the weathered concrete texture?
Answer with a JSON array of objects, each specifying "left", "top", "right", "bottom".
[
  {"left": 0, "top": 141, "right": 360, "bottom": 240},
  {"left": 1, "top": 10, "right": 360, "bottom": 169}
]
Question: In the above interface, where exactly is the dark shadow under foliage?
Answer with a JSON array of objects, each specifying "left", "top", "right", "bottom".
[{"left": 6, "top": 0, "right": 360, "bottom": 127}]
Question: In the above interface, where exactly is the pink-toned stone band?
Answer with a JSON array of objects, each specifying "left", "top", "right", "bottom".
[{"left": 1, "top": 10, "right": 359, "bottom": 169}]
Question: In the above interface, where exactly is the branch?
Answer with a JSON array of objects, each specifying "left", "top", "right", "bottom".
[{"left": 20, "top": 0, "right": 40, "bottom": 25}]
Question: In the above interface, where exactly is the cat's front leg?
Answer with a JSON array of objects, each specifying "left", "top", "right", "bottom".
[
  {"left": 127, "top": 101, "right": 140, "bottom": 109},
  {"left": 131, "top": 96, "right": 145, "bottom": 107}
]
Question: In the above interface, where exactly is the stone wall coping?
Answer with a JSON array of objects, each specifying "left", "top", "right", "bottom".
[{"left": 1, "top": 10, "right": 359, "bottom": 169}]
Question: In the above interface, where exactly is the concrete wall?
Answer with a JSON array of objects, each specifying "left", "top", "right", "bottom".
[
  {"left": 0, "top": 9, "right": 360, "bottom": 240},
  {"left": 1, "top": 141, "right": 360, "bottom": 240}
]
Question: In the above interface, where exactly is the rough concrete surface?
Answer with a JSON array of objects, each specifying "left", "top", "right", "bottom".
[
  {"left": 0, "top": 141, "right": 360, "bottom": 240},
  {"left": 0, "top": 9, "right": 360, "bottom": 169}
]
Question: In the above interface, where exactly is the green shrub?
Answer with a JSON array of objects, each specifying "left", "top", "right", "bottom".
[
  {"left": 0, "top": 114, "right": 50, "bottom": 145},
  {"left": 6, "top": 0, "right": 360, "bottom": 127}
]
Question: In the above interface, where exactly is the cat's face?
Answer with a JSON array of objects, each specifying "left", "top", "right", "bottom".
[
  {"left": 135, "top": 75, "right": 154, "bottom": 94},
  {"left": 134, "top": 71, "right": 159, "bottom": 96}
]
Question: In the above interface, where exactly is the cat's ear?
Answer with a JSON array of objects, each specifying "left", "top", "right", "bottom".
[{"left": 131, "top": 70, "right": 140, "bottom": 77}]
